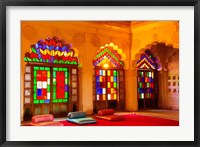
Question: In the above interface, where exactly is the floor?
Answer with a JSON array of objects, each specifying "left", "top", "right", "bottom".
[
  {"left": 21, "top": 109, "right": 179, "bottom": 125},
  {"left": 133, "top": 109, "right": 179, "bottom": 121},
  {"left": 54, "top": 109, "right": 179, "bottom": 121}
]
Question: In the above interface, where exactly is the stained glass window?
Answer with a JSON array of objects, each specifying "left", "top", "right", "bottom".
[
  {"left": 137, "top": 50, "right": 156, "bottom": 100},
  {"left": 137, "top": 71, "right": 154, "bottom": 99},
  {"left": 96, "top": 69, "right": 118, "bottom": 101},
  {"left": 33, "top": 66, "right": 51, "bottom": 104},
  {"left": 52, "top": 67, "right": 69, "bottom": 103}
]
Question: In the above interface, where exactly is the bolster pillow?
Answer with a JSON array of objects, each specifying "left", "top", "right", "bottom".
[
  {"left": 98, "top": 109, "right": 114, "bottom": 116},
  {"left": 32, "top": 114, "right": 54, "bottom": 123},
  {"left": 67, "top": 111, "right": 87, "bottom": 119}
]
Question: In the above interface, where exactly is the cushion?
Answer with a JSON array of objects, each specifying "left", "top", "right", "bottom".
[
  {"left": 96, "top": 115, "right": 124, "bottom": 121},
  {"left": 66, "top": 117, "right": 96, "bottom": 124},
  {"left": 67, "top": 111, "right": 87, "bottom": 119},
  {"left": 32, "top": 114, "right": 54, "bottom": 123},
  {"left": 98, "top": 109, "right": 114, "bottom": 116}
]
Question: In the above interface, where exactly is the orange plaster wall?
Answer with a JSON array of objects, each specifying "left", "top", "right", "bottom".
[
  {"left": 129, "top": 21, "right": 179, "bottom": 111},
  {"left": 21, "top": 21, "right": 179, "bottom": 120},
  {"left": 21, "top": 21, "right": 131, "bottom": 120}
]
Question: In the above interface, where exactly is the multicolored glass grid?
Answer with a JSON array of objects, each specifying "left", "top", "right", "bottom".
[
  {"left": 138, "top": 71, "right": 154, "bottom": 99},
  {"left": 96, "top": 69, "right": 118, "bottom": 101},
  {"left": 52, "top": 67, "right": 69, "bottom": 103},
  {"left": 33, "top": 66, "right": 51, "bottom": 104}
]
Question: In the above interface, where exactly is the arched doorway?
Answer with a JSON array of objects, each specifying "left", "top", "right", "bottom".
[
  {"left": 137, "top": 50, "right": 158, "bottom": 109},
  {"left": 93, "top": 43, "right": 126, "bottom": 112},
  {"left": 23, "top": 36, "right": 79, "bottom": 120}
]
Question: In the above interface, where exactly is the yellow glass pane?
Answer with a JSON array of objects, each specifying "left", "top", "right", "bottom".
[
  {"left": 100, "top": 76, "right": 102, "bottom": 82},
  {"left": 110, "top": 76, "right": 113, "bottom": 82},
  {"left": 103, "top": 94, "right": 106, "bottom": 100},
  {"left": 111, "top": 88, "right": 113, "bottom": 94},
  {"left": 107, "top": 82, "right": 110, "bottom": 88},
  {"left": 114, "top": 94, "right": 117, "bottom": 100},
  {"left": 107, "top": 70, "right": 110, "bottom": 76}
]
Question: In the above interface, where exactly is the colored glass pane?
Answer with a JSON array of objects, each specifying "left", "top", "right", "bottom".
[
  {"left": 137, "top": 71, "right": 154, "bottom": 99},
  {"left": 33, "top": 67, "right": 50, "bottom": 104},
  {"left": 107, "top": 70, "right": 110, "bottom": 76},
  {"left": 52, "top": 67, "right": 69, "bottom": 103}
]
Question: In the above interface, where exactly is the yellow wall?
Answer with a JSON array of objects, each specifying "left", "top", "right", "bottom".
[{"left": 21, "top": 21, "right": 179, "bottom": 121}]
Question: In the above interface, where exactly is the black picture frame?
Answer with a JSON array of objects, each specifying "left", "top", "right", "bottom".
[{"left": 0, "top": 0, "right": 199, "bottom": 147}]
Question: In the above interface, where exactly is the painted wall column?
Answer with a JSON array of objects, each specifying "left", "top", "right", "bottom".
[
  {"left": 125, "top": 69, "right": 138, "bottom": 111},
  {"left": 158, "top": 70, "right": 168, "bottom": 108}
]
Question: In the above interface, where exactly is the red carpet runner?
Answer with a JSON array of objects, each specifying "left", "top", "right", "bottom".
[{"left": 59, "top": 114, "right": 179, "bottom": 126}]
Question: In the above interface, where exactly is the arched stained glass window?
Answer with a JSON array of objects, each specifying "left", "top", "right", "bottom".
[
  {"left": 93, "top": 43, "right": 125, "bottom": 112},
  {"left": 23, "top": 36, "right": 79, "bottom": 119},
  {"left": 137, "top": 50, "right": 158, "bottom": 109}
]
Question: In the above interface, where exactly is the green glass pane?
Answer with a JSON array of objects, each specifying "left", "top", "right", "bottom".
[
  {"left": 47, "top": 71, "right": 50, "bottom": 78},
  {"left": 53, "top": 72, "right": 56, "bottom": 78},
  {"left": 58, "top": 99, "right": 63, "bottom": 103},
  {"left": 65, "top": 92, "right": 68, "bottom": 98},
  {"left": 53, "top": 86, "right": 56, "bottom": 92},
  {"left": 65, "top": 79, "right": 68, "bottom": 84},
  {"left": 45, "top": 67, "right": 50, "bottom": 71},
  {"left": 53, "top": 68, "right": 58, "bottom": 71},
  {"left": 65, "top": 72, "right": 68, "bottom": 77},
  {"left": 34, "top": 100, "right": 39, "bottom": 104},
  {"left": 47, "top": 85, "right": 50, "bottom": 92},
  {"left": 59, "top": 68, "right": 62, "bottom": 71},
  {"left": 63, "top": 68, "right": 68, "bottom": 71},
  {"left": 139, "top": 82, "right": 142, "bottom": 88},
  {"left": 114, "top": 82, "right": 117, "bottom": 88},
  {"left": 34, "top": 78, "right": 37, "bottom": 85},
  {"left": 33, "top": 85, "right": 37, "bottom": 92},
  {"left": 63, "top": 99, "right": 68, "bottom": 102},
  {"left": 53, "top": 99, "right": 58, "bottom": 103},
  {"left": 34, "top": 66, "right": 39, "bottom": 70},
  {"left": 40, "top": 100, "right": 44, "bottom": 103},
  {"left": 40, "top": 67, "right": 44, "bottom": 70},
  {"left": 33, "top": 93, "right": 37, "bottom": 100},
  {"left": 34, "top": 71, "right": 37, "bottom": 77},
  {"left": 113, "top": 70, "right": 117, "bottom": 76},
  {"left": 53, "top": 92, "right": 56, "bottom": 99}
]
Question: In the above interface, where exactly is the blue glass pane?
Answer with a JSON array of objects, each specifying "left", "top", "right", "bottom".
[
  {"left": 99, "top": 70, "right": 103, "bottom": 76},
  {"left": 142, "top": 77, "right": 145, "bottom": 82},
  {"left": 44, "top": 100, "right": 50, "bottom": 103},
  {"left": 37, "top": 89, "right": 42, "bottom": 96},
  {"left": 96, "top": 76, "right": 100, "bottom": 82},
  {"left": 99, "top": 88, "right": 103, "bottom": 94},
  {"left": 96, "top": 82, "right": 100, "bottom": 88},
  {"left": 96, "top": 88, "right": 100, "bottom": 94},
  {"left": 114, "top": 77, "right": 117, "bottom": 82},
  {"left": 65, "top": 85, "right": 69, "bottom": 92}
]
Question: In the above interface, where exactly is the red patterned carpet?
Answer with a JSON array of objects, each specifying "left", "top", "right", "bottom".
[{"left": 59, "top": 114, "right": 179, "bottom": 126}]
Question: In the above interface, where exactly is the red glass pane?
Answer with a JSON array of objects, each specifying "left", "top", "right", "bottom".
[
  {"left": 42, "top": 89, "right": 47, "bottom": 99},
  {"left": 56, "top": 72, "right": 65, "bottom": 99},
  {"left": 107, "top": 77, "right": 110, "bottom": 82},
  {"left": 96, "top": 70, "right": 99, "bottom": 75}
]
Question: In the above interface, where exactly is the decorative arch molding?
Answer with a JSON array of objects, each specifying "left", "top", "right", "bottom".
[
  {"left": 93, "top": 42, "right": 127, "bottom": 68},
  {"left": 132, "top": 41, "right": 177, "bottom": 71},
  {"left": 164, "top": 50, "right": 179, "bottom": 71},
  {"left": 24, "top": 36, "right": 79, "bottom": 65}
]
